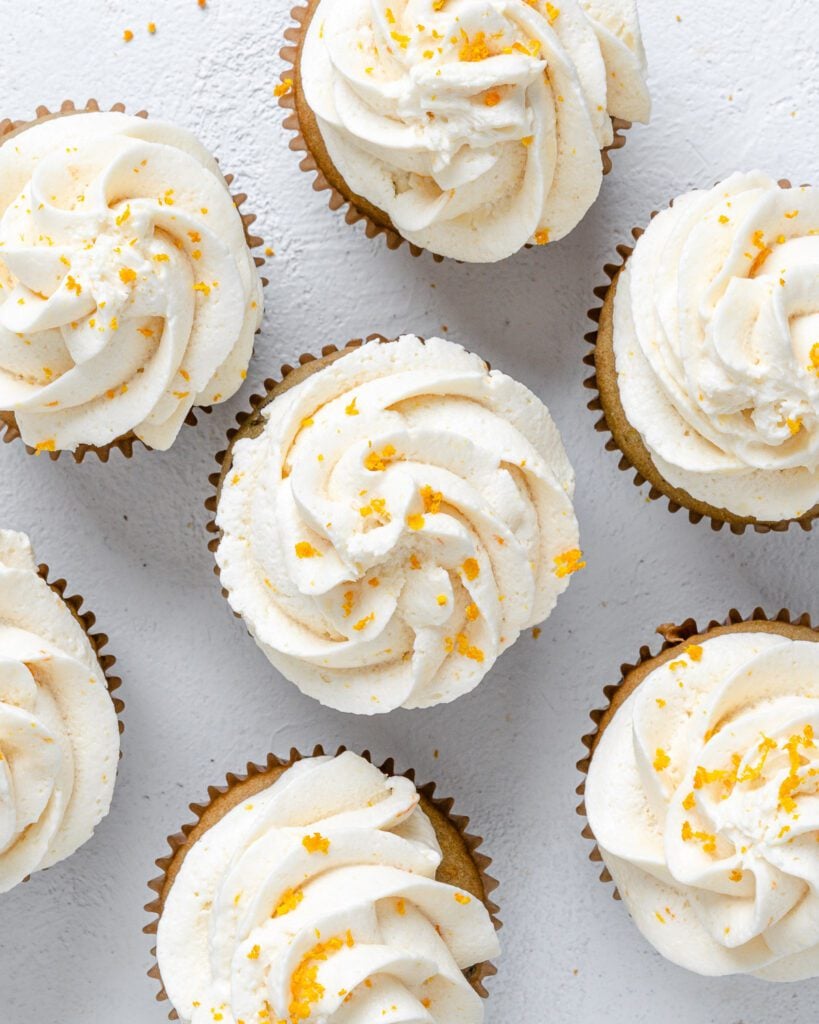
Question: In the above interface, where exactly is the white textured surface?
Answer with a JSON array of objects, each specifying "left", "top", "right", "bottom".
[{"left": 0, "top": 1, "right": 817, "bottom": 1021}]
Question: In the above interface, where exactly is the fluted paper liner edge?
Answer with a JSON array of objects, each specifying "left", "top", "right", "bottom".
[
  {"left": 0, "top": 99, "right": 267, "bottom": 463},
  {"left": 144, "top": 746, "right": 501, "bottom": 1019}
]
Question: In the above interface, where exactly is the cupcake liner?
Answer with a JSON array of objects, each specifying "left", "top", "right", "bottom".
[
  {"left": 279, "top": 1, "right": 629, "bottom": 263},
  {"left": 583, "top": 181, "right": 819, "bottom": 535},
  {"left": 575, "top": 608, "right": 819, "bottom": 897},
  {"left": 205, "top": 335, "right": 382, "bottom": 600},
  {"left": 144, "top": 746, "right": 501, "bottom": 1018},
  {"left": 38, "top": 560, "right": 125, "bottom": 736},
  {"left": 0, "top": 99, "right": 266, "bottom": 464}
]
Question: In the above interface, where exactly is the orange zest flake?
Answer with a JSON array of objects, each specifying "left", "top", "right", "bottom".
[
  {"left": 545, "top": 2, "right": 560, "bottom": 22},
  {"left": 653, "top": 748, "right": 671, "bottom": 772},
  {"left": 729, "top": 869, "right": 744, "bottom": 883},
  {"left": 685, "top": 644, "right": 703, "bottom": 662},
  {"left": 748, "top": 230, "right": 772, "bottom": 276},
  {"left": 385, "top": 6, "right": 396, "bottom": 23},
  {"left": 655, "top": 698, "right": 667, "bottom": 709},
  {"left": 462, "top": 557, "right": 480, "bottom": 581},
  {"left": 352, "top": 612, "right": 375, "bottom": 632},
  {"left": 454, "top": 892, "right": 471, "bottom": 905},
  {"left": 460, "top": 30, "right": 491, "bottom": 62},
  {"left": 436, "top": 594, "right": 448, "bottom": 606},
  {"left": 194, "top": 281, "right": 211, "bottom": 296},
  {"left": 407, "top": 513, "right": 425, "bottom": 531},
  {"left": 409, "top": 553, "right": 422, "bottom": 570},
  {"left": 109, "top": 316, "right": 119, "bottom": 331},
  {"left": 553, "top": 548, "right": 585, "bottom": 578},
  {"left": 465, "top": 602, "right": 479, "bottom": 622},
  {"left": 778, "top": 824, "right": 791, "bottom": 840},
  {"left": 153, "top": 253, "right": 170, "bottom": 262},
  {"left": 778, "top": 724, "right": 815, "bottom": 814},
  {"left": 395, "top": 897, "right": 406, "bottom": 915},
  {"left": 444, "top": 632, "right": 485, "bottom": 663},
  {"left": 246, "top": 944, "right": 261, "bottom": 960},
  {"left": 521, "top": 135, "right": 534, "bottom": 147},
  {"left": 420, "top": 485, "right": 442, "bottom": 514},
  {"left": 368, "top": 577, "right": 380, "bottom": 587},
  {"left": 809, "top": 343, "right": 819, "bottom": 372},
  {"left": 137, "top": 326, "right": 155, "bottom": 338},
  {"left": 535, "top": 228, "right": 550, "bottom": 245},
  {"left": 65, "top": 274, "right": 82, "bottom": 295},
  {"left": 391, "top": 29, "right": 410, "bottom": 47},
  {"left": 668, "top": 659, "right": 687, "bottom": 671},
  {"left": 342, "top": 590, "right": 355, "bottom": 618},
  {"left": 34, "top": 439, "right": 56, "bottom": 454},
  {"left": 787, "top": 417, "right": 803, "bottom": 436},
  {"left": 148, "top": 21, "right": 156, "bottom": 34},
  {"left": 681, "top": 820, "right": 717, "bottom": 854},
  {"left": 273, "top": 887, "right": 304, "bottom": 918},
  {"left": 294, "top": 541, "right": 322, "bottom": 559},
  {"left": 123, "top": 29, "right": 134, "bottom": 42},
  {"left": 300, "top": 416, "right": 314, "bottom": 429},
  {"left": 172, "top": 389, "right": 189, "bottom": 400},
  {"left": 364, "top": 443, "right": 397, "bottom": 472},
  {"left": 345, "top": 397, "right": 359, "bottom": 416},
  {"left": 484, "top": 89, "right": 502, "bottom": 107},
  {"left": 302, "top": 833, "right": 331, "bottom": 855},
  {"left": 289, "top": 933, "right": 354, "bottom": 1023},
  {"left": 682, "top": 791, "right": 696, "bottom": 811},
  {"left": 718, "top": 214, "right": 730, "bottom": 224},
  {"left": 115, "top": 205, "right": 131, "bottom": 226},
  {"left": 119, "top": 266, "right": 137, "bottom": 284}
]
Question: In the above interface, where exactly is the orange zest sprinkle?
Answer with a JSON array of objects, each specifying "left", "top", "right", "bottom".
[
  {"left": 119, "top": 267, "right": 137, "bottom": 284},
  {"left": 535, "top": 228, "right": 550, "bottom": 245},
  {"left": 295, "top": 541, "right": 322, "bottom": 559},
  {"left": 653, "top": 749, "right": 670, "bottom": 772},
  {"left": 364, "top": 443, "right": 397, "bottom": 472},
  {"left": 123, "top": 29, "right": 134, "bottom": 42},
  {"left": 407, "top": 513, "right": 425, "bottom": 531},
  {"left": 273, "top": 887, "right": 304, "bottom": 918},
  {"left": 484, "top": 90, "right": 502, "bottom": 107},
  {"left": 553, "top": 549, "right": 585, "bottom": 578},
  {"left": 444, "top": 633, "right": 485, "bottom": 663},
  {"left": 454, "top": 892, "right": 472, "bottom": 905},
  {"left": 460, "top": 30, "right": 491, "bottom": 62},
  {"left": 353, "top": 612, "right": 375, "bottom": 632},
  {"left": 420, "top": 485, "right": 442, "bottom": 514},
  {"left": 345, "top": 397, "right": 359, "bottom": 416},
  {"left": 685, "top": 644, "right": 703, "bottom": 661},
  {"left": 302, "top": 833, "right": 331, "bottom": 855},
  {"left": 465, "top": 603, "right": 479, "bottom": 622},
  {"left": 462, "top": 557, "right": 480, "bottom": 581},
  {"left": 246, "top": 944, "right": 261, "bottom": 960}
]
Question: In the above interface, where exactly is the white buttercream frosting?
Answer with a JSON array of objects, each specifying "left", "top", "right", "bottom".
[
  {"left": 215, "top": 335, "right": 581, "bottom": 714},
  {"left": 0, "top": 529, "right": 119, "bottom": 893},
  {"left": 0, "top": 111, "right": 263, "bottom": 452},
  {"left": 157, "top": 752, "right": 500, "bottom": 1024},
  {"left": 300, "top": 0, "right": 650, "bottom": 262},
  {"left": 612, "top": 171, "right": 819, "bottom": 520},
  {"left": 585, "top": 630, "right": 819, "bottom": 980}
]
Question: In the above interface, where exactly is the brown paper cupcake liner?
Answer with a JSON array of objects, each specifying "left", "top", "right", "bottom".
[
  {"left": 0, "top": 99, "right": 267, "bottom": 464},
  {"left": 144, "top": 746, "right": 501, "bottom": 1019},
  {"left": 279, "top": 1, "right": 629, "bottom": 263},
  {"left": 575, "top": 607, "right": 819, "bottom": 898},
  {"left": 583, "top": 182, "right": 819, "bottom": 535}
]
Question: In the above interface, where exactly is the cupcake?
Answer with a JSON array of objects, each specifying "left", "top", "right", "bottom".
[
  {"left": 0, "top": 529, "right": 122, "bottom": 893},
  {"left": 0, "top": 103, "right": 264, "bottom": 459},
  {"left": 579, "top": 610, "right": 819, "bottom": 980},
  {"left": 587, "top": 171, "right": 819, "bottom": 531},
  {"left": 282, "top": 0, "right": 650, "bottom": 262},
  {"left": 146, "top": 749, "right": 501, "bottom": 1022},
  {"left": 209, "top": 334, "right": 582, "bottom": 714}
]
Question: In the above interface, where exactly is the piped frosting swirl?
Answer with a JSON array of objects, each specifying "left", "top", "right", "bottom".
[
  {"left": 0, "top": 111, "right": 263, "bottom": 452},
  {"left": 215, "top": 335, "right": 581, "bottom": 713}
]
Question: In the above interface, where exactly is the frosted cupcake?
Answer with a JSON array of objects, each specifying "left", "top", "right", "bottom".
[
  {"left": 0, "top": 529, "right": 121, "bottom": 892},
  {"left": 0, "top": 105, "right": 264, "bottom": 458},
  {"left": 210, "top": 335, "right": 582, "bottom": 714},
  {"left": 588, "top": 172, "right": 819, "bottom": 531},
  {"left": 147, "top": 750, "right": 500, "bottom": 1022},
  {"left": 581, "top": 612, "right": 819, "bottom": 980},
  {"left": 282, "top": 0, "right": 650, "bottom": 261}
]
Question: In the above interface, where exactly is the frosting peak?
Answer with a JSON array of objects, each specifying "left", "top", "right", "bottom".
[
  {"left": 215, "top": 336, "right": 580, "bottom": 713},
  {"left": 156, "top": 753, "right": 500, "bottom": 1023},
  {"left": 300, "top": 0, "right": 650, "bottom": 261},
  {"left": 0, "top": 529, "right": 119, "bottom": 892},
  {"left": 0, "top": 111, "right": 263, "bottom": 452},
  {"left": 586, "top": 631, "right": 819, "bottom": 980}
]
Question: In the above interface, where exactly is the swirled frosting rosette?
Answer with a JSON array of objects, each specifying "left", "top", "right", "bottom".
[
  {"left": 296, "top": 0, "right": 650, "bottom": 261},
  {"left": 585, "top": 624, "right": 819, "bottom": 980},
  {"left": 0, "top": 109, "right": 263, "bottom": 454},
  {"left": 154, "top": 752, "right": 500, "bottom": 1024},
  {"left": 213, "top": 335, "right": 581, "bottom": 714},
  {"left": 0, "top": 529, "right": 120, "bottom": 893},
  {"left": 608, "top": 172, "right": 819, "bottom": 523}
]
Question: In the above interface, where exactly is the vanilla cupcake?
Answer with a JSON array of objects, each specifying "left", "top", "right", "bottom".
[
  {"left": 581, "top": 612, "right": 819, "bottom": 980},
  {"left": 147, "top": 750, "right": 500, "bottom": 1023},
  {"left": 282, "top": 0, "right": 650, "bottom": 262},
  {"left": 0, "top": 529, "right": 121, "bottom": 892},
  {"left": 0, "top": 105, "right": 263, "bottom": 458},
  {"left": 210, "top": 335, "right": 582, "bottom": 714},
  {"left": 588, "top": 172, "right": 819, "bottom": 531}
]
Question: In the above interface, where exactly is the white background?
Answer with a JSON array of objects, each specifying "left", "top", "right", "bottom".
[{"left": 1, "top": 1, "right": 817, "bottom": 1021}]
